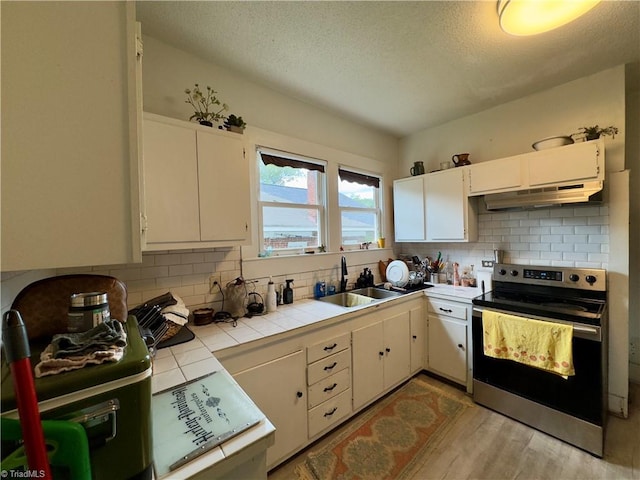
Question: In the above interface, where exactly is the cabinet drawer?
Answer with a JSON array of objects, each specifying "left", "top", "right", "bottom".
[
  {"left": 307, "top": 332, "right": 350, "bottom": 364},
  {"left": 308, "top": 388, "right": 352, "bottom": 439},
  {"left": 428, "top": 299, "right": 467, "bottom": 321},
  {"left": 308, "top": 368, "right": 351, "bottom": 409},
  {"left": 307, "top": 349, "right": 351, "bottom": 386}
]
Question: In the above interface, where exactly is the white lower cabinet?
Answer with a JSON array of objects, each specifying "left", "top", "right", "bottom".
[
  {"left": 410, "top": 303, "right": 425, "bottom": 373},
  {"left": 306, "top": 334, "right": 353, "bottom": 438},
  {"left": 426, "top": 298, "right": 469, "bottom": 388},
  {"left": 352, "top": 311, "right": 411, "bottom": 410},
  {"left": 233, "top": 350, "right": 307, "bottom": 470}
]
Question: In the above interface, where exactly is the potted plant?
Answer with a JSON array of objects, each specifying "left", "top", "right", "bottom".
[
  {"left": 184, "top": 84, "right": 228, "bottom": 127},
  {"left": 224, "top": 114, "right": 247, "bottom": 134},
  {"left": 578, "top": 125, "right": 619, "bottom": 141}
]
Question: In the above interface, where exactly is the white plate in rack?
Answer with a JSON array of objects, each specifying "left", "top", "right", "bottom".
[{"left": 386, "top": 260, "right": 409, "bottom": 287}]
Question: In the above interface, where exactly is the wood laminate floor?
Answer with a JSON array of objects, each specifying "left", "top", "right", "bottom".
[{"left": 269, "top": 375, "right": 640, "bottom": 480}]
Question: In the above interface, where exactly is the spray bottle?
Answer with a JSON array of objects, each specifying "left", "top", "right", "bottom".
[{"left": 283, "top": 279, "right": 294, "bottom": 304}]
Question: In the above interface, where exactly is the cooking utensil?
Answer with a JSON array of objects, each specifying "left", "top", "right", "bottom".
[{"left": 386, "top": 260, "right": 410, "bottom": 287}]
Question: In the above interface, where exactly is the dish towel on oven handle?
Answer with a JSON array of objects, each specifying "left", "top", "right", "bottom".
[{"left": 482, "top": 310, "right": 574, "bottom": 377}]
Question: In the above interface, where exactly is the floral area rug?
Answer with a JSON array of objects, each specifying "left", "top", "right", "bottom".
[{"left": 295, "top": 376, "right": 469, "bottom": 480}]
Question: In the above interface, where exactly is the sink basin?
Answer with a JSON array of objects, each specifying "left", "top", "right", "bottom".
[
  {"left": 317, "top": 287, "right": 402, "bottom": 308},
  {"left": 349, "top": 287, "right": 403, "bottom": 300}
]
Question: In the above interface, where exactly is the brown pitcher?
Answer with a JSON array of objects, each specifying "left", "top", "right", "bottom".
[{"left": 451, "top": 153, "right": 471, "bottom": 167}]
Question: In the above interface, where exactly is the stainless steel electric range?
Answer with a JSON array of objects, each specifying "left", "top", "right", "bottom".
[{"left": 471, "top": 263, "right": 607, "bottom": 457}]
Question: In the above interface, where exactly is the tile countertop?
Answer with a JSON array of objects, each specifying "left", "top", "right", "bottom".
[{"left": 149, "top": 283, "right": 480, "bottom": 477}]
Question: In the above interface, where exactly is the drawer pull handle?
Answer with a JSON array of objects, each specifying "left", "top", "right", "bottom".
[
  {"left": 379, "top": 351, "right": 384, "bottom": 356},
  {"left": 439, "top": 308, "right": 453, "bottom": 313},
  {"left": 324, "top": 362, "right": 337, "bottom": 371},
  {"left": 324, "top": 407, "right": 337, "bottom": 417},
  {"left": 385, "top": 347, "right": 391, "bottom": 353},
  {"left": 324, "top": 383, "right": 338, "bottom": 392},
  {"left": 324, "top": 343, "right": 338, "bottom": 351},
  {"left": 296, "top": 391, "right": 303, "bottom": 398},
  {"left": 412, "top": 335, "right": 417, "bottom": 339},
  {"left": 457, "top": 344, "right": 464, "bottom": 350}
]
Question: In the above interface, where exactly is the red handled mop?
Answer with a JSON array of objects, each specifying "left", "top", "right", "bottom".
[{"left": 2, "top": 310, "right": 52, "bottom": 479}]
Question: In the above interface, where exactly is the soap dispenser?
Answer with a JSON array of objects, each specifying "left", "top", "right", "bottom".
[{"left": 283, "top": 279, "right": 294, "bottom": 304}]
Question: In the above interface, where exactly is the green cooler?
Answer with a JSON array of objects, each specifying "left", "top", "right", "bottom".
[{"left": 1, "top": 316, "right": 153, "bottom": 480}]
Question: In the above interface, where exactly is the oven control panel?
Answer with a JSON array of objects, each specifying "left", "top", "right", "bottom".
[{"left": 493, "top": 264, "right": 606, "bottom": 291}]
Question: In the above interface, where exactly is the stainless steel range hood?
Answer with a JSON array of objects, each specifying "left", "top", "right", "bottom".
[{"left": 484, "top": 181, "right": 603, "bottom": 211}]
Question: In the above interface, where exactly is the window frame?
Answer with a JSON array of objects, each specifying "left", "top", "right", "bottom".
[
  {"left": 257, "top": 148, "right": 327, "bottom": 255},
  {"left": 338, "top": 166, "right": 383, "bottom": 250}
]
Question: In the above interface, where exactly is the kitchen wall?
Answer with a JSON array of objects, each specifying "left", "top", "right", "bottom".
[
  {"left": 399, "top": 64, "right": 636, "bottom": 414},
  {"left": 1, "top": 33, "right": 399, "bottom": 317}
]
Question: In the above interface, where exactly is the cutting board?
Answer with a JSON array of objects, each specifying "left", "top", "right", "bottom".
[{"left": 378, "top": 258, "right": 394, "bottom": 282}]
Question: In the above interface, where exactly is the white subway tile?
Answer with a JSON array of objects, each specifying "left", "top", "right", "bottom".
[
  {"left": 550, "top": 226, "right": 575, "bottom": 234},
  {"left": 140, "top": 266, "right": 169, "bottom": 279},
  {"left": 588, "top": 234, "right": 608, "bottom": 244},
  {"left": 563, "top": 252, "right": 588, "bottom": 261},
  {"left": 168, "top": 264, "right": 193, "bottom": 276},
  {"left": 575, "top": 243, "right": 601, "bottom": 253},
  {"left": 563, "top": 234, "right": 588, "bottom": 244},
  {"left": 181, "top": 252, "right": 205, "bottom": 264},
  {"left": 153, "top": 253, "right": 183, "bottom": 266}
]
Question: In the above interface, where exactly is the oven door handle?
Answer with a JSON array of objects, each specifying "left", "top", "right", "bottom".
[
  {"left": 573, "top": 325, "right": 599, "bottom": 335},
  {"left": 473, "top": 306, "right": 601, "bottom": 340}
]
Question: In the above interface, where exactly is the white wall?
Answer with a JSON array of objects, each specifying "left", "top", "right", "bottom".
[
  {"left": 399, "top": 64, "right": 634, "bottom": 415},
  {"left": 400, "top": 66, "right": 626, "bottom": 174},
  {"left": 141, "top": 35, "right": 399, "bottom": 165}
]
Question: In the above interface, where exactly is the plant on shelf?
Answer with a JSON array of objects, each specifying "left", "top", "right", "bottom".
[
  {"left": 184, "top": 84, "right": 228, "bottom": 126},
  {"left": 578, "top": 125, "right": 619, "bottom": 141},
  {"left": 224, "top": 114, "right": 247, "bottom": 134}
]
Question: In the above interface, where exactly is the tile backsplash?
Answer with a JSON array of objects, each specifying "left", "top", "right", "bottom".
[
  {"left": 1, "top": 204, "right": 609, "bottom": 316},
  {"left": 398, "top": 205, "right": 609, "bottom": 272}
]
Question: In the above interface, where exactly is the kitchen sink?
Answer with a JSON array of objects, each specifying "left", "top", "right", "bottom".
[
  {"left": 317, "top": 287, "right": 402, "bottom": 308},
  {"left": 350, "top": 287, "right": 403, "bottom": 299}
]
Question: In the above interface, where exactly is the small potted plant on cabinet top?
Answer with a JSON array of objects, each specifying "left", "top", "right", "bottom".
[
  {"left": 224, "top": 114, "right": 247, "bottom": 134},
  {"left": 184, "top": 84, "right": 228, "bottom": 127},
  {"left": 578, "top": 125, "right": 619, "bottom": 141}
]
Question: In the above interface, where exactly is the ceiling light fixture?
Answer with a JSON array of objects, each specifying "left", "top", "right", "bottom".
[{"left": 497, "top": 0, "right": 601, "bottom": 36}]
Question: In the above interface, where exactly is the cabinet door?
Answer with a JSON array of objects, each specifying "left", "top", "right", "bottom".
[
  {"left": 197, "top": 130, "right": 250, "bottom": 242},
  {"left": 393, "top": 176, "right": 426, "bottom": 242},
  {"left": 427, "top": 315, "right": 467, "bottom": 385},
  {"left": 233, "top": 350, "right": 307, "bottom": 469},
  {"left": 527, "top": 140, "right": 603, "bottom": 187},
  {"left": 425, "top": 169, "right": 466, "bottom": 241},
  {"left": 1, "top": 2, "right": 141, "bottom": 271},
  {"left": 410, "top": 303, "right": 425, "bottom": 373},
  {"left": 382, "top": 311, "right": 411, "bottom": 389},
  {"left": 352, "top": 322, "right": 384, "bottom": 410},
  {"left": 142, "top": 119, "right": 201, "bottom": 243},
  {"left": 469, "top": 157, "right": 523, "bottom": 195}
]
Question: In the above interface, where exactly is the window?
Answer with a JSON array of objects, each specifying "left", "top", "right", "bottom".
[
  {"left": 338, "top": 168, "right": 381, "bottom": 247},
  {"left": 258, "top": 149, "right": 326, "bottom": 253}
]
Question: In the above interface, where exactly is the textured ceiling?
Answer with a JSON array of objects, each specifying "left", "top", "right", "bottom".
[{"left": 136, "top": 1, "right": 640, "bottom": 137}]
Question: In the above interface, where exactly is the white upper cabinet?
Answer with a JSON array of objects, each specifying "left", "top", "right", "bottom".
[
  {"left": 141, "top": 113, "right": 250, "bottom": 250},
  {"left": 468, "top": 157, "right": 523, "bottom": 195},
  {"left": 1, "top": 3, "right": 142, "bottom": 271},
  {"left": 425, "top": 168, "right": 477, "bottom": 242},
  {"left": 393, "top": 176, "right": 427, "bottom": 242},
  {"left": 468, "top": 139, "right": 604, "bottom": 196},
  {"left": 393, "top": 169, "right": 477, "bottom": 243},
  {"left": 526, "top": 140, "right": 603, "bottom": 187}
]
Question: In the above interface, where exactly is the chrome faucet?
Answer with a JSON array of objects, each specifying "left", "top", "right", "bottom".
[{"left": 340, "top": 256, "right": 348, "bottom": 293}]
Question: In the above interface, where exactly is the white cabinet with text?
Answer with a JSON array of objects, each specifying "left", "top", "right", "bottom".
[
  {"left": 352, "top": 311, "right": 411, "bottom": 410},
  {"left": 142, "top": 113, "right": 250, "bottom": 250},
  {"left": 233, "top": 350, "right": 307, "bottom": 470}
]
